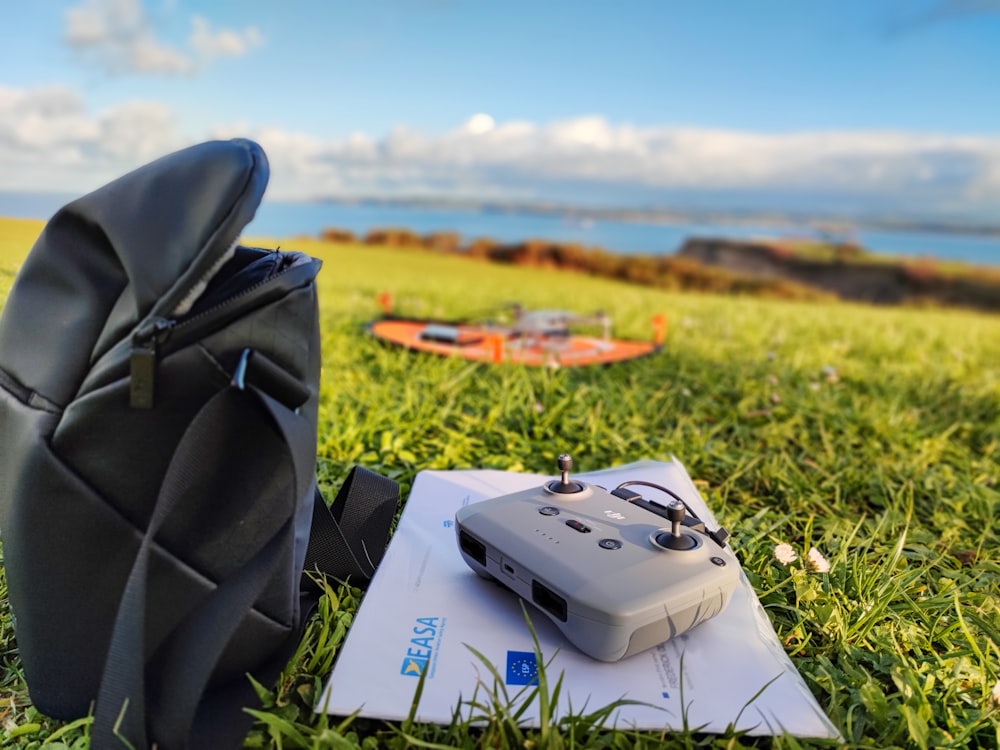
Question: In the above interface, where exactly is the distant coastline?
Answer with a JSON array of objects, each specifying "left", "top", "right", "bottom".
[
  {"left": 2, "top": 189, "right": 998, "bottom": 266},
  {"left": 2, "top": 212, "right": 997, "bottom": 312},
  {"left": 3, "top": 188, "right": 998, "bottom": 239},
  {"left": 314, "top": 194, "right": 1000, "bottom": 240}
]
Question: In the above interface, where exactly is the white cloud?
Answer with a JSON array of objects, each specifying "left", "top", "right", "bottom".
[
  {"left": 97, "top": 101, "right": 184, "bottom": 161},
  {"left": 238, "top": 118, "right": 1000, "bottom": 220},
  {"left": 65, "top": 0, "right": 193, "bottom": 74},
  {"left": 189, "top": 16, "right": 263, "bottom": 62},
  {"left": 2, "top": 84, "right": 999, "bottom": 221},
  {"left": 64, "top": 0, "right": 263, "bottom": 76},
  {"left": 462, "top": 114, "right": 495, "bottom": 135},
  {"left": 0, "top": 85, "right": 184, "bottom": 191}
]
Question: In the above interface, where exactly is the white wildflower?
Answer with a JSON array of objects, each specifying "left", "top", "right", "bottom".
[
  {"left": 774, "top": 543, "right": 798, "bottom": 565},
  {"left": 991, "top": 678, "right": 1000, "bottom": 708},
  {"left": 807, "top": 546, "right": 831, "bottom": 573}
]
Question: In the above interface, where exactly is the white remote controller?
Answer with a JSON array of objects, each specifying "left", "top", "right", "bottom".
[{"left": 455, "top": 454, "right": 739, "bottom": 661}]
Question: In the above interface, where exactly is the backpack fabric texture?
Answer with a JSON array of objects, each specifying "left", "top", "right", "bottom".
[{"left": 0, "top": 139, "right": 398, "bottom": 748}]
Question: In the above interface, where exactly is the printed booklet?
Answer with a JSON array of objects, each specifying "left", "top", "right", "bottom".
[{"left": 317, "top": 460, "right": 840, "bottom": 739}]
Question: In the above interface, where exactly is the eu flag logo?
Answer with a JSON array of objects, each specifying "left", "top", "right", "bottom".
[
  {"left": 505, "top": 651, "right": 538, "bottom": 686},
  {"left": 401, "top": 657, "right": 428, "bottom": 677}
]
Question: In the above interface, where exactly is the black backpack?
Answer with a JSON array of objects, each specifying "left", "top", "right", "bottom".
[{"left": 0, "top": 139, "right": 398, "bottom": 748}]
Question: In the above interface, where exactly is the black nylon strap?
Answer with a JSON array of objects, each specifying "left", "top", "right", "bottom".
[
  {"left": 149, "top": 385, "right": 316, "bottom": 749},
  {"left": 303, "top": 467, "right": 399, "bottom": 588},
  {"left": 91, "top": 383, "right": 313, "bottom": 749},
  {"left": 90, "top": 357, "right": 399, "bottom": 748}
]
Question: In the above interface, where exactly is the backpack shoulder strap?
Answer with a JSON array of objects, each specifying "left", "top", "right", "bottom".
[
  {"left": 91, "top": 353, "right": 399, "bottom": 749},
  {"left": 92, "top": 378, "right": 311, "bottom": 749},
  {"left": 303, "top": 467, "right": 399, "bottom": 589}
]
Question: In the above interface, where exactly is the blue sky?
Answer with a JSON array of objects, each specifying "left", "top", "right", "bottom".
[{"left": 2, "top": 0, "right": 999, "bottom": 223}]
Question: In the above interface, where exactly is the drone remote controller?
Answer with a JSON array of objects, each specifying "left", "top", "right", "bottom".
[{"left": 455, "top": 454, "right": 739, "bottom": 661}]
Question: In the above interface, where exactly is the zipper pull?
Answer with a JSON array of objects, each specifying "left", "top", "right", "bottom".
[{"left": 130, "top": 318, "right": 174, "bottom": 408}]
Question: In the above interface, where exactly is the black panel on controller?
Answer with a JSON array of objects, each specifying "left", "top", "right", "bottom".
[
  {"left": 459, "top": 530, "right": 487, "bottom": 565},
  {"left": 532, "top": 580, "right": 568, "bottom": 621}
]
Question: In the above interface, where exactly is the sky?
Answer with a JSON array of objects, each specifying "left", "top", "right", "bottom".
[{"left": 2, "top": 0, "right": 1000, "bottom": 224}]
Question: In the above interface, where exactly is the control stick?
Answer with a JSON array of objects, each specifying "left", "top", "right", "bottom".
[
  {"left": 548, "top": 453, "right": 584, "bottom": 494},
  {"left": 654, "top": 500, "right": 698, "bottom": 550}
]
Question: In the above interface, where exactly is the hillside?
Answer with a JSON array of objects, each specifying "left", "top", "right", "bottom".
[
  {"left": 678, "top": 237, "right": 1000, "bottom": 312},
  {"left": 316, "top": 225, "right": 999, "bottom": 312}
]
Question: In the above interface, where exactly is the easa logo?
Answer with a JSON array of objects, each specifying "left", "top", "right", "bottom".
[{"left": 400, "top": 617, "right": 442, "bottom": 677}]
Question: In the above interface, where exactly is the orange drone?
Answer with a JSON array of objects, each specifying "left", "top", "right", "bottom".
[{"left": 369, "top": 296, "right": 666, "bottom": 367}]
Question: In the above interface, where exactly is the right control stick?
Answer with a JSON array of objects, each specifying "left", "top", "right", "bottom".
[{"left": 654, "top": 500, "right": 698, "bottom": 550}]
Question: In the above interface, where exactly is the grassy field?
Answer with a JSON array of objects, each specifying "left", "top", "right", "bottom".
[{"left": 1, "top": 218, "right": 998, "bottom": 748}]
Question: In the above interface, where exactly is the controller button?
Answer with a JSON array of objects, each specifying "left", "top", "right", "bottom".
[
  {"left": 598, "top": 538, "right": 622, "bottom": 550},
  {"left": 566, "top": 519, "right": 592, "bottom": 533},
  {"left": 538, "top": 506, "right": 560, "bottom": 516},
  {"left": 711, "top": 556, "right": 727, "bottom": 566}
]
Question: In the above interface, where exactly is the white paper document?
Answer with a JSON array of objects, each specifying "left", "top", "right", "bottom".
[{"left": 317, "top": 460, "right": 840, "bottom": 739}]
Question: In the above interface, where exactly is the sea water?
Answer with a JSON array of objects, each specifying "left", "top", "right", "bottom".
[
  {"left": 249, "top": 201, "right": 1000, "bottom": 267},
  {"left": 2, "top": 191, "right": 998, "bottom": 267}
]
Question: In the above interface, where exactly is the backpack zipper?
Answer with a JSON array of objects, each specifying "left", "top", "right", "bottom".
[
  {"left": 127, "top": 254, "right": 319, "bottom": 408},
  {"left": 129, "top": 317, "right": 177, "bottom": 408}
]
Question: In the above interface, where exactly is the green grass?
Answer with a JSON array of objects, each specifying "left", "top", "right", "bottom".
[
  {"left": 1, "top": 221, "right": 999, "bottom": 748},
  {"left": 761, "top": 238, "right": 1000, "bottom": 287}
]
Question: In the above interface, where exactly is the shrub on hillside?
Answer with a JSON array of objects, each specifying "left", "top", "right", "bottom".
[
  {"left": 320, "top": 227, "right": 357, "bottom": 244},
  {"left": 351, "top": 227, "right": 836, "bottom": 303},
  {"left": 363, "top": 227, "right": 424, "bottom": 248},
  {"left": 423, "top": 231, "right": 462, "bottom": 253},
  {"left": 463, "top": 237, "right": 498, "bottom": 259},
  {"left": 834, "top": 242, "right": 865, "bottom": 261},
  {"left": 900, "top": 257, "right": 941, "bottom": 284}
]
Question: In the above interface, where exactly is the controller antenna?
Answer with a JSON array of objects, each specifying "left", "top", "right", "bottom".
[{"left": 548, "top": 453, "right": 584, "bottom": 494}]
